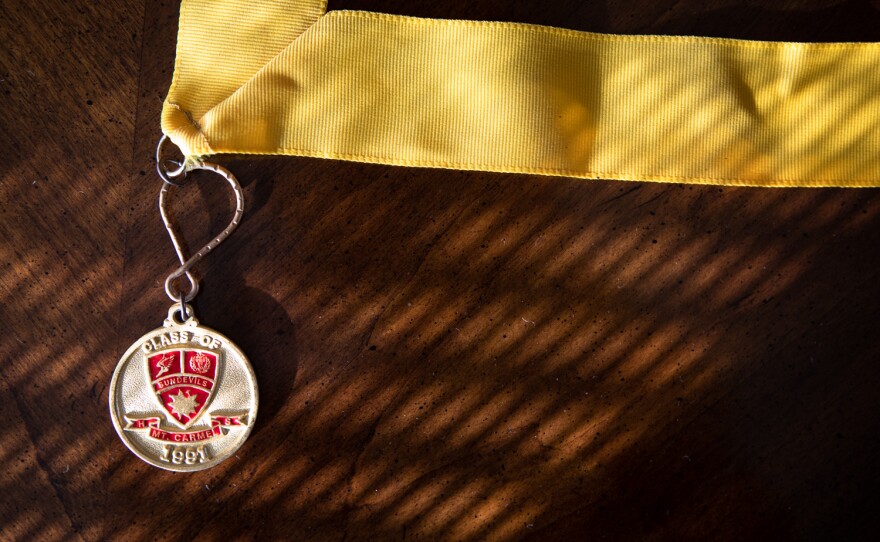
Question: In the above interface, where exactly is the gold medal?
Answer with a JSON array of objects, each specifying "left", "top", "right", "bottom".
[
  {"left": 110, "top": 136, "right": 256, "bottom": 471},
  {"left": 109, "top": 306, "right": 258, "bottom": 472}
]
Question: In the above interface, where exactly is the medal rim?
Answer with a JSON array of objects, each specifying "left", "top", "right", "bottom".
[{"left": 109, "top": 321, "right": 259, "bottom": 473}]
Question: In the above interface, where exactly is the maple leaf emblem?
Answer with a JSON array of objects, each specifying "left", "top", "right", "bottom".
[{"left": 168, "top": 390, "right": 200, "bottom": 418}]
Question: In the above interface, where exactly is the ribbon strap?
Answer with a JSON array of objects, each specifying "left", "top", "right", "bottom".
[{"left": 162, "top": 0, "right": 880, "bottom": 187}]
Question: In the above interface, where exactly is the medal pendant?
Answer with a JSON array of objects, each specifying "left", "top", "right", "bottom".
[{"left": 109, "top": 306, "right": 258, "bottom": 472}]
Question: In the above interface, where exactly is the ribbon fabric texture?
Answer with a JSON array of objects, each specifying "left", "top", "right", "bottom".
[{"left": 162, "top": 0, "right": 880, "bottom": 187}]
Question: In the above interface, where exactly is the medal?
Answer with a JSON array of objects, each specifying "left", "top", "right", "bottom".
[{"left": 109, "top": 137, "right": 257, "bottom": 472}]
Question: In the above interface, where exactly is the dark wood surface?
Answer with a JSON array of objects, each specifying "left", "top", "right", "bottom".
[{"left": 2, "top": 1, "right": 879, "bottom": 540}]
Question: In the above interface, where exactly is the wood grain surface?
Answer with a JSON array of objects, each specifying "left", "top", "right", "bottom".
[{"left": 2, "top": 1, "right": 879, "bottom": 540}]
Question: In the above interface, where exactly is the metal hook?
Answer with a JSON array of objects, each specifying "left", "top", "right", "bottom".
[
  {"left": 159, "top": 159, "right": 244, "bottom": 305},
  {"left": 156, "top": 134, "right": 189, "bottom": 186}
]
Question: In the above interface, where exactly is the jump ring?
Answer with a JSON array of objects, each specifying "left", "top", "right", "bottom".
[
  {"left": 156, "top": 134, "right": 189, "bottom": 186},
  {"left": 178, "top": 292, "right": 188, "bottom": 321}
]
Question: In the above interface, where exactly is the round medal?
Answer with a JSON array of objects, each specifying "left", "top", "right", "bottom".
[{"left": 109, "top": 306, "right": 258, "bottom": 472}]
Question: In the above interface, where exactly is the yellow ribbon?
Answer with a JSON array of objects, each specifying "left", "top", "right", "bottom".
[{"left": 162, "top": 0, "right": 880, "bottom": 187}]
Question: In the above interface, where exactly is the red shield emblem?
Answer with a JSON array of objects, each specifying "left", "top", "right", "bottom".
[{"left": 147, "top": 349, "right": 219, "bottom": 428}]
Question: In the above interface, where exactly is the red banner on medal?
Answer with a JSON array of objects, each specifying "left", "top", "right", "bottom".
[{"left": 124, "top": 415, "right": 246, "bottom": 443}]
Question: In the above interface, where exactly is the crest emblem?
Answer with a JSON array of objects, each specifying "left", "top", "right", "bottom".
[{"left": 147, "top": 349, "right": 219, "bottom": 428}]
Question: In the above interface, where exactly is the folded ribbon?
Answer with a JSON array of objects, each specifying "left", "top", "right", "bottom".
[{"left": 162, "top": 0, "right": 880, "bottom": 187}]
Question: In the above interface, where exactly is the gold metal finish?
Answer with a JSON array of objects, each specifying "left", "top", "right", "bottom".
[{"left": 109, "top": 307, "right": 258, "bottom": 472}]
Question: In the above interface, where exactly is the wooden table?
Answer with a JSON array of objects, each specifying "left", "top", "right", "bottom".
[{"left": 2, "top": 1, "right": 878, "bottom": 540}]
